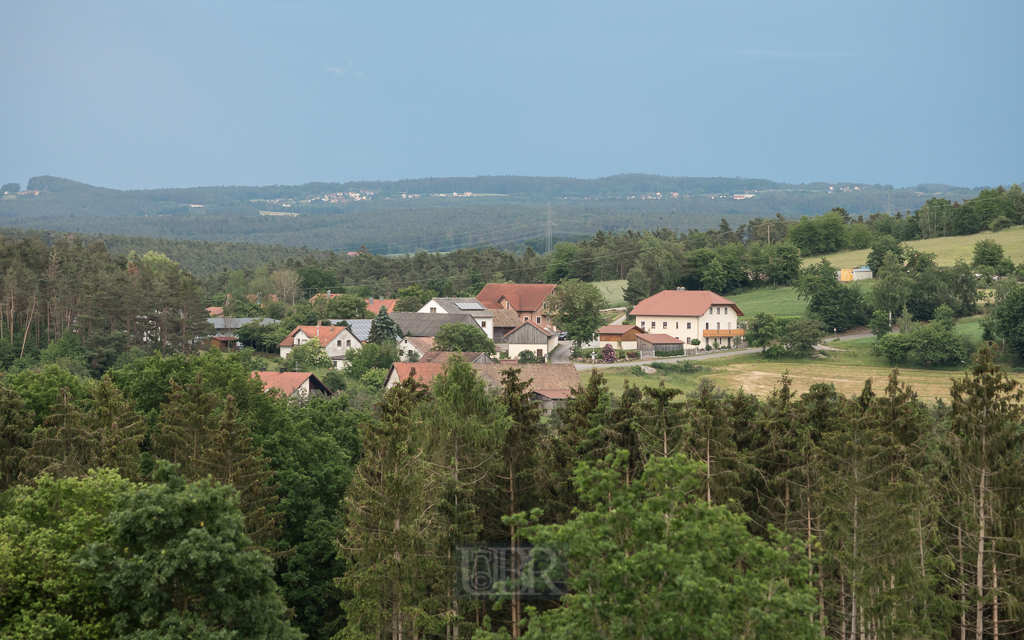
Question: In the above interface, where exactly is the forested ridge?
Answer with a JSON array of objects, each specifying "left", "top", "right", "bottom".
[{"left": 0, "top": 173, "right": 983, "bottom": 253}]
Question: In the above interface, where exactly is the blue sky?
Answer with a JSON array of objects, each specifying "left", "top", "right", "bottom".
[{"left": 1, "top": 1, "right": 1021, "bottom": 190}]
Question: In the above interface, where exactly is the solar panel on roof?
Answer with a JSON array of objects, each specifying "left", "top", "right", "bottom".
[{"left": 455, "top": 302, "right": 484, "bottom": 310}]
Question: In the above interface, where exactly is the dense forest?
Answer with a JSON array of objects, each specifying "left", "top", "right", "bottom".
[
  {"left": 0, "top": 174, "right": 982, "bottom": 253},
  {"left": 4, "top": 343, "right": 1024, "bottom": 638}
]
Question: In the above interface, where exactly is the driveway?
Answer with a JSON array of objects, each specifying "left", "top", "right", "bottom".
[
  {"left": 549, "top": 341, "right": 573, "bottom": 363},
  {"left": 573, "top": 330, "right": 873, "bottom": 371}
]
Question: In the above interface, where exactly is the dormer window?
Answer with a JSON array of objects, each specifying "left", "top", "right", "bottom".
[{"left": 430, "top": 307, "right": 436, "bottom": 314}]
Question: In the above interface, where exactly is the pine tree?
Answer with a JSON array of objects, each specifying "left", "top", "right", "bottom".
[
  {"left": 154, "top": 375, "right": 281, "bottom": 548},
  {"left": 680, "top": 380, "right": 742, "bottom": 504},
  {"left": 0, "top": 386, "right": 32, "bottom": 490},
  {"left": 340, "top": 376, "right": 440, "bottom": 640},
  {"left": 494, "top": 366, "right": 545, "bottom": 638},
  {"left": 947, "top": 348, "right": 1024, "bottom": 640},
  {"left": 426, "top": 357, "right": 505, "bottom": 639}
]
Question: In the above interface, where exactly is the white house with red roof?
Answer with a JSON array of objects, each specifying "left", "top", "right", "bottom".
[
  {"left": 279, "top": 325, "right": 362, "bottom": 368},
  {"left": 253, "top": 371, "right": 332, "bottom": 398},
  {"left": 630, "top": 289, "right": 745, "bottom": 348},
  {"left": 475, "top": 283, "right": 558, "bottom": 329}
]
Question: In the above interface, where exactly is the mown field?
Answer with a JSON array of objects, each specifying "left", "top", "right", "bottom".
[
  {"left": 595, "top": 279, "right": 627, "bottom": 308},
  {"left": 583, "top": 323, "right": 1015, "bottom": 403},
  {"left": 808, "top": 225, "right": 1024, "bottom": 269}
]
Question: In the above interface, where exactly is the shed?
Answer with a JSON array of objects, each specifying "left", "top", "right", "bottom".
[
  {"left": 636, "top": 333, "right": 688, "bottom": 359},
  {"left": 597, "top": 324, "right": 646, "bottom": 350}
]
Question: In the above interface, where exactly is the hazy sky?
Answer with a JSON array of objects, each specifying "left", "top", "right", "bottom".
[{"left": 2, "top": 1, "right": 1021, "bottom": 190}]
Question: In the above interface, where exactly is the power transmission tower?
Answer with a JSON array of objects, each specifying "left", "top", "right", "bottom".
[{"left": 546, "top": 206, "right": 556, "bottom": 253}]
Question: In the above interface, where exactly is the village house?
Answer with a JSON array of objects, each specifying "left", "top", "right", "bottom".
[
  {"left": 475, "top": 283, "right": 558, "bottom": 329},
  {"left": 597, "top": 324, "right": 646, "bottom": 350},
  {"left": 630, "top": 289, "right": 745, "bottom": 348},
  {"left": 383, "top": 362, "right": 580, "bottom": 414},
  {"left": 207, "top": 317, "right": 278, "bottom": 338},
  {"left": 279, "top": 325, "right": 362, "bottom": 368},
  {"left": 490, "top": 308, "right": 525, "bottom": 342},
  {"left": 253, "top": 371, "right": 332, "bottom": 398},
  {"left": 397, "top": 336, "right": 435, "bottom": 361},
  {"left": 389, "top": 312, "right": 484, "bottom": 339},
  {"left": 501, "top": 320, "right": 558, "bottom": 360},
  {"left": 417, "top": 298, "right": 496, "bottom": 339}
]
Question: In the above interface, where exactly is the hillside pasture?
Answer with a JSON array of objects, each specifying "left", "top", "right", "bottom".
[{"left": 807, "top": 225, "right": 1024, "bottom": 268}]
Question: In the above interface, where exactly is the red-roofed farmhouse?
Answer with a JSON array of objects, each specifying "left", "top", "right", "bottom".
[{"left": 631, "top": 289, "right": 745, "bottom": 348}]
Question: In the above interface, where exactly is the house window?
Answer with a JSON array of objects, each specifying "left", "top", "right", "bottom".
[
  {"left": 716, "top": 307, "right": 721, "bottom": 315},
  {"left": 430, "top": 307, "right": 436, "bottom": 313},
  {"left": 337, "top": 340, "right": 342, "bottom": 347},
  {"left": 724, "top": 308, "right": 729, "bottom": 315},
  {"left": 675, "top": 322, "right": 679, "bottom": 329},
  {"left": 640, "top": 321, "right": 645, "bottom": 328},
  {"left": 687, "top": 322, "right": 691, "bottom": 329},
  {"left": 663, "top": 322, "right": 668, "bottom": 329},
  {"left": 536, "top": 316, "right": 541, "bottom": 323},
  {"left": 705, "top": 322, "right": 709, "bottom": 330},
  {"left": 506, "top": 302, "right": 510, "bottom": 309},
  {"left": 346, "top": 340, "right": 351, "bottom": 347},
  {"left": 536, "top": 348, "right": 543, "bottom": 357},
  {"left": 524, "top": 316, "right": 529, "bottom": 322},
  {"left": 481, "top": 321, "right": 487, "bottom": 328}
]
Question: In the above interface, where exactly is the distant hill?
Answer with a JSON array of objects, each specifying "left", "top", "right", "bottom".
[{"left": 0, "top": 174, "right": 985, "bottom": 253}]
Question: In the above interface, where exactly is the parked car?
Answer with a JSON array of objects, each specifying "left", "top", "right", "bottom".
[{"left": 558, "top": 331, "right": 568, "bottom": 340}]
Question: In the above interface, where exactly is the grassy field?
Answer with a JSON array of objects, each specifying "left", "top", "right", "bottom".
[
  {"left": 584, "top": 325, "right": 1013, "bottom": 403},
  {"left": 807, "top": 226, "right": 1024, "bottom": 268},
  {"left": 595, "top": 279, "right": 627, "bottom": 308}
]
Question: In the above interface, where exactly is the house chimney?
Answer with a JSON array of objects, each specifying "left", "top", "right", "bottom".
[
  {"left": 279, "top": 367, "right": 287, "bottom": 373},
  {"left": 327, "top": 290, "right": 331, "bottom": 296}
]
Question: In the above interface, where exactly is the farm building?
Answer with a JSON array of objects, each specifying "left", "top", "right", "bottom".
[{"left": 597, "top": 324, "right": 646, "bottom": 350}]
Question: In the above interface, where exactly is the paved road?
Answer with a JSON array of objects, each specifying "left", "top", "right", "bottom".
[
  {"left": 572, "top": 330, "right": 873, "bottom": 371},
  {"left": 549, "top": 341, "right": 572, "bottom": 363}
]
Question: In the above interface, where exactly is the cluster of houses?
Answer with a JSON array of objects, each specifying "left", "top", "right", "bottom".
[{"left": 214, "top": 284, "right": 747, "bottom": 409}]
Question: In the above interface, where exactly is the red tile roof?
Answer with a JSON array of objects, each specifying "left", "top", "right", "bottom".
[
  {"left": 279, "top": 325, "right": 348, "bottom": 348},
  {"left": 505, "top": 319, "right": 555, "bottom": 339},
  {"left": 389, "top": 362, "right": 447, "bottom": 386},
  {"left": 598, "top": 324, "right": 645, "bottom": 335},
  {"left": 636, "top": 333, "right": 686, "bottom": 345},
  {"left": 253, "top": 371, "right": 330, "bottom": 396},
  {"left": 631, "top": 290, "right": 743, "bottom": 318},
  {"left": 476, "top": 283, "right": 557, "bottom": 313},
  {"left": 367, "top": 298, "right": 398, "bottom": 314},
  {"left": 206, "top": 306, "right": 225, "bottom": 317}
]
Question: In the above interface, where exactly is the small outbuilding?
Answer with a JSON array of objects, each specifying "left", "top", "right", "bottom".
[{"left": 597, "top": 324, "right": 646, "bottom": 350}]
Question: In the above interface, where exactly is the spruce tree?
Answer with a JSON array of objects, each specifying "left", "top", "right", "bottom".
[{"left": 368, "top": 306, "right": 402, "bottom": 345}]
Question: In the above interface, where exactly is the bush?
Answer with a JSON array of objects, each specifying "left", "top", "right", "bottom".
[
  {"left": 601, "top": 344, "right": 617, "bottom": 363},
  {"left": 652, "top": 361, "right": 699, "bottom": 374},
  {"left": 517, "top": 350, "right": 541, "bottom": 364},
  {"left": 990, "top": 216, "right": 1014, "bottom": 232},
  {"left": 630, "top": 365, "right": 647, "bottom": 376},
  {"left": 764, "top": 344, "right": 786, "bottom": 360},
  {"left": 655, "top": 348, "right": 689, "bottom": 358}
]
